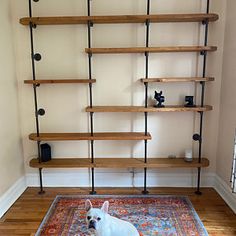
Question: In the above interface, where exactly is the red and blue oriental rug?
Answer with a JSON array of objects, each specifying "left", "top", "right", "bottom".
[{"left": 36, "top": 195, "right": 208, "bottom": 236}]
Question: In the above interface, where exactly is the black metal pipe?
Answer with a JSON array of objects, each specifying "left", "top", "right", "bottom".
[
  {"left": 198, "top": 112, "right": 203, "bottom": 159},
  {"left": 38, "top": 168, "right": 45, "bottom": 194},
  {"left": 28, "top": 0, "right": 32, "bottom": 17},
  {"left": 91, "top": 140, "right": 94, "bottom": 163},
  {"left": 91, "top": 168, "right": 95, "bottom": 193},
  {"left": 196, "top": 112, "right": 203, "bottom": 194},
  {"left": 29, "top": 1, "right": 40, "bottom": 138},
  {"left": 145, "top": 82, "right": 148, "bottom": 108},
  {"left": 206, "top": 0, "right": 210, "bottom": 14},
  {"left": 29, "top": 0, "right": 39, "bottom": 146},
  {"left": 87, "top": 1, "right": 93, "bottom": 109},
  {"left": 145, "top": 53, "right": 149, "bottom": 79},
  {"left": 147, "top": 0, "right": 150, "bottom": 15},
  {"left": 87, "top": 0, "right": 91, "bottom": 17},
  {"left": 142, "top": 0, "right": 150, "bottom": 195},
  {"left": 28, "top": 0, "right": 44, "bottom": 193},
  {"left": 37, "top": 141, "right": 41, "bottom": 163},
  {"left": 196, "top": 0, "right": 210, "bottom": 195},
  {"left": 202, "top": 0, "right": 210, "bottom": 78},
  {"left": 200, "top": 0, "right": 209, "bottom": 105},
  {"left": 90, "top": 112, "right": 94, "bottom": 136},
  {"left": 91, "top": 139, "right": 95, "bottom": 194},
  {"left": 87, "top": 0, "right": 93, "bottom": 112},
  {"left": 87, "top": 0, "right": 96, "bottom": 195},
  {"left": 143, "top": 167, "right": 147, "bottom": 193},
  {"left": 89, "top": 57, "right": 93, "bottom": 108},
  {"left": 29, "top": 22, "right": 40, "bottom": 135}
]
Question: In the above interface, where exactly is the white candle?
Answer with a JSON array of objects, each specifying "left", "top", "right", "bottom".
[{"left": 184, "top": 149, "right": 193, "bottom": 162}]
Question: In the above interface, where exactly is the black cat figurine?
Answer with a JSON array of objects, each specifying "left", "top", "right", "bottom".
[{"left": 154, "top": 91, "right": 165, "bottom": 107}]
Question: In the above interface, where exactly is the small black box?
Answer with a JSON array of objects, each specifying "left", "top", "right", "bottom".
[{"left": 40, "top": 143, "right": 51, "bottom": 162}]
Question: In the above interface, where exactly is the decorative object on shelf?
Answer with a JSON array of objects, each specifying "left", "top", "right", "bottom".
[
  {"left": 184, "top": 96, "right": 196, "bottom": 107},
  {"left": 40, "top": 143, "right": 51, "bottom": 162},
  {"left": 154, "top": 91, "right": 165, "bottom": 107},
  {"left": 184, "top": 149, "right": 193, "bottom": 162}
]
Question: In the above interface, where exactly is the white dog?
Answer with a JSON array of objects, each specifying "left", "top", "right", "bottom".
[{"left": 85, "top": 199, "right": 140, "bottom": 236}]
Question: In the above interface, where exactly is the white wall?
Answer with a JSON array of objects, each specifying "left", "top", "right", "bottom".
[
  {"left": 11, "top": 0, "right": 226, "bottom": 187},
  {"left": 0, "top": 0, "right": 25, "bottom": 196},
  {"left": 217, "top": 0, "right": 236, "bottom": 185}
]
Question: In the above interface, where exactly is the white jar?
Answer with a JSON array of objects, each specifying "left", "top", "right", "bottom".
[{"left": 184, "top": 149, "right": 193, "bottom": 162}]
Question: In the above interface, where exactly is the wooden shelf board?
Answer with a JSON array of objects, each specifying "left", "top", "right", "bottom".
[
  {"left": 145, "top": 158, "right": 209, "bottom": 168},
  {"left": 20, "top": 14, "right": 218, "bottom": 25},
  {"left": 29, "top": 158, "right": 209, "bottom": 168},
  {"left": 30, "top": 158, "right": 92, "bottom": 168},
  {"left": 24, "top": 79, "right": 96, "bottom": 84},
  {"left": 141, "top": 77, "right": 215, "bottom": 83},
  {"left": 86, "top": 105, "right": 213, "bottom": 113},
  {"left": 85, "top": 46, "right": 217, "bottom": 54},
  {"left": 29, "top": 132, "right": 151, "bottom": 141}
]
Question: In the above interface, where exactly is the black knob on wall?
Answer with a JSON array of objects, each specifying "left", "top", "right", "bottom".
[
  {"left": 38, "top": 109, "right": 45, "bottom": 116},
  {"left": 193, "top": 133, "right": 201, "bottom": 141},
  {"left": 34, "top": 53, "right": 42, "bottom": 61},
  {"left": 33, "top": 0, "right": 39, "bottom": 2}
]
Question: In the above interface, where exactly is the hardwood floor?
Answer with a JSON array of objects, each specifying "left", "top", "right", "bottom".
[{"left": 0, "top": 187, "right": 235, "bottom": 235}]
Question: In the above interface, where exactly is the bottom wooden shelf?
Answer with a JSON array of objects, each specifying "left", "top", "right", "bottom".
[{"left": 29, "top": 158, "right": 209, "bottom": 169}]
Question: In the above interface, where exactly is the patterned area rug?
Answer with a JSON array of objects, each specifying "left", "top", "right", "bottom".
[{"left": 36, "top": 195, "right": 208, "bottom": 236}]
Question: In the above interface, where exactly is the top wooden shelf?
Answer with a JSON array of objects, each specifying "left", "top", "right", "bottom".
[
  {"left": 141, "top": 77, "right": 215, "bottom": 83},
  {"left": 19, "top": 13, "right": 219, "bottom": 26},
  {"left": 24, "top": 79, "right": 96, "bottom": 85},
  {"left": 85, "top": 46, "right": 217, "bottom": 54}
]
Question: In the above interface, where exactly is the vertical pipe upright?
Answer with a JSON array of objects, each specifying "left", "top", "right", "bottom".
[
  {"left": 142, "top": 0, "right": 150, "bottom": 195},
  {"left": 28, "top": 0, "right": 44, "bottom": 194},
  {"left": 87, "top": 0, "right": 96, "bottom": 195},
  {"left": 195, "top": 0, "right": 210, "bottom": 195}
]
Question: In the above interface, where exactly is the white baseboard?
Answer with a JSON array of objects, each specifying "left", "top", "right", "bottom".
[
  {"left": 26, "top": 170, "right": 216, "bottom": 188},
  {"left": 134, "top": 172, "right": 216, "bottom": 187},
  {"left": 26, "top": 171, "right": 134, "bottom": 187},
  {"left": 0, "top": 176, "right": 27, "bottom": 218},
  {"left": 214, "top": 175, "right": 236, "bottom": 214}
]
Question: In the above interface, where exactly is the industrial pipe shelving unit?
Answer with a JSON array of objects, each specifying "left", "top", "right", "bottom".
[{"left": 22, "top": 0, "right": 217, "bottom": 194}]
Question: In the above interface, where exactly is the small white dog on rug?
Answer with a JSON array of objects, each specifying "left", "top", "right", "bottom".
[{"left": 85, "top": 199, "right": 140, "bottom": 236}]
